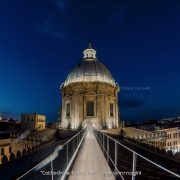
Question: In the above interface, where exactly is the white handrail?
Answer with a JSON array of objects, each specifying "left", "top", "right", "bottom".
[
  {"left": 61, "top": 129, "right": 87, "bottom": 180},
  {"left": 93, "top": 129, "right": 180, "bottom": 179},
  {"left": 93, "top": 130, "right": 125, "bottom": 180},
  {"left": 17, "top": 129, "right": 86, "bottom": 180}
]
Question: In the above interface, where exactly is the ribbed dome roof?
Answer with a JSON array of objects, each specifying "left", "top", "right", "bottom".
[{"left": 63, "top": 43, "right": 116, "bottom": 87}]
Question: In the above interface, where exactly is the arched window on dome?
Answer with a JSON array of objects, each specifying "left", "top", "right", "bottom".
[
  {"left": 110, "top": 103, "right": 114, "bottom": 117},
  {"left": 66, "top": 103, "right": 71, "bottom": 117},
  {"left": 86, "top": 101, "right": 94, "bottom": 116}
]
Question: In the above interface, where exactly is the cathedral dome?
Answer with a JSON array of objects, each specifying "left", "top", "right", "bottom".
[{"left": 63, "top": 43, "right": 116, "bottom": 87}]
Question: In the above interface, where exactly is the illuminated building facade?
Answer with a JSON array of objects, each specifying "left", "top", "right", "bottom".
[
  {"left": 60, "top": 43, "right": 120, "bottom": 129},
  {"left": 21, "top": 113, "right": 46, "bottom": 131},
  {"left": 158, "top": 127, "right": 180, "bottom": 153}
]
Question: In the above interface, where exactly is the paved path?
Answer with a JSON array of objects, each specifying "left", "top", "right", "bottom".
[{"left": 68, "top": 127, "right": 115, "bottom": 180}]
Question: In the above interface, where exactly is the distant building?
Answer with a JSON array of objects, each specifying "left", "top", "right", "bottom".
[
  {"left": 158, "top": 127, "right": 180, "bottom": 153},
  {"left": 21, "top": 113, "right": 46, "bottom": 131},
  {"left": 122, "top": 127, "right": 167, "bottom": 149}
]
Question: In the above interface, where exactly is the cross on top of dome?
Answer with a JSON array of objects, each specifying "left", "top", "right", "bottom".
[
  {"left": 83, "top": 42, "right": 96, "bottom": 60},
  {"left": 88, "top": 42, "right": 93, "bottom": 49}
]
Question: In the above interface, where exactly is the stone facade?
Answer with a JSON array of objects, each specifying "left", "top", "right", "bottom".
[
  {"left": 21, "top": 113, "right": 46, "bottom": 131},
  {"left": 157, "top": 127, "right": 180, "bottom": 153}
]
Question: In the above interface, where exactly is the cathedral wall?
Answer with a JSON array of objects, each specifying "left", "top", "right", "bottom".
[
  {"left": 83, "top": 95, "right": 97, "bottom": 127},
  {"left": 61, "top": 82, "right": 119, "bottom": 129}
]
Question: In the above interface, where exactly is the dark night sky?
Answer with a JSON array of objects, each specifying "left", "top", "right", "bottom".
[{"left": 0, "top": 0, "right": 180, "bottom": 122}]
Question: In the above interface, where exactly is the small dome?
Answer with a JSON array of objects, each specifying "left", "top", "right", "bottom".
[{"left": 63, "top": 43, "right": 116, "bottom": 87}]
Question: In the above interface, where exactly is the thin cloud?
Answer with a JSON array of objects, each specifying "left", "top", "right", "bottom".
[
  {"left": 120, "top": 97, "right": 145, "bottom": 109},
  {"left": 36, "top": 17, "right": 65, "bottom": 40},
  {"left": 37, "top": 17, "right": 51, "bottom": 34},
  {"left": 54, "top": 0, "right": 66, "bottom": 10},
  {"left": 34, "top": 0, "right": 70, "bottom": 39}
]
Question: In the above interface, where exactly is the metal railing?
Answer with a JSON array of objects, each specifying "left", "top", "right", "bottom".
[
  {"left": 17, "top": 128, "right": 87, "bottom": 180},
  {"left": 93, "top": 129, "right": 180, "bottom": 180}
]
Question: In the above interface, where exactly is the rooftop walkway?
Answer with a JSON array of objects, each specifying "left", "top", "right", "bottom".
[{"left": 68, "top": 126, "right": 115, "bottom": 180}]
